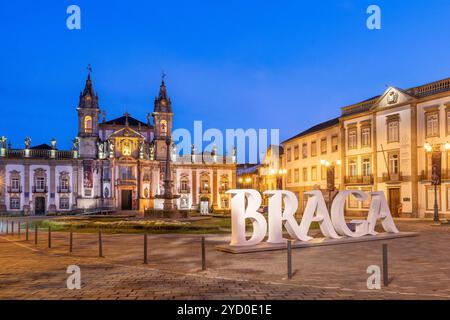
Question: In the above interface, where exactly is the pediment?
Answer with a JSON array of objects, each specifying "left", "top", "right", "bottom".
[
  {"left": 371, "top": 87, "right": 416, "bottom": 110},
  {"left": 108, "top": 127, "right": 145, "bottom": 139}
]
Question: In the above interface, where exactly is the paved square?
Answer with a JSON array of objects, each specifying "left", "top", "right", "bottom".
[{"left": 0, "top": 220, "right": 449, "bottom": 299}]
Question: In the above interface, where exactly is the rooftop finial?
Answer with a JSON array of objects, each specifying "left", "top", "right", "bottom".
[
  {"left": 124, "top": 110, "right": 130, "bottom": 126},
  {"left": 87, "top": 64, "right": 92, "bottom": 79},
  {"left": 161, "top": 69, "right": 166, "bottom": 83}
]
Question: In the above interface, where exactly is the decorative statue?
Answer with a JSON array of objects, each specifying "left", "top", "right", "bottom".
[
  {"left": 51, "top": 138, "right": 57, "bottom": 150},
  {"left": 109, "top": 140, "right": 115, "bottom": 157},
  {"left": 139, "top": 140, "right": 145, "bottom": 159},
  {"left": 98, "top": 141, "right": 104, "bottom": 153},
  {"left": 232, "top": 146, "right": 236, "bottom": 157},
  {"left": 72, "top": 138, "right": 79, "bottom": 151},
  {"left": 191, "top": 144, "right": 196, "bottom": 155},
  {"left": 1, "top": 136, "right": 6, "bottom": 149},
  {"left": 149, "top": 142, "right": 155, "bottom": 160},
  {"left": 24, "top": 137, "right": 31, "bottom": 149}
]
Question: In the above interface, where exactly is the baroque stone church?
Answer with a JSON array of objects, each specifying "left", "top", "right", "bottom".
[{"left": 0, "top": 73, "right": 236, "bottom": 215}]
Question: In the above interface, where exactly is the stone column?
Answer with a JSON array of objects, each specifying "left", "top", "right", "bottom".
[
  {"left": 72, "top": 163, "right": 78, "bottom": 209},
  {"left": 410, "top": 104, "right": 419, "bottom": 217},
  {"left": 373, "top": 114, "right": 378, "bottom": 191},
  {"left": 0, "top": 163, "right": 6, "bottom": 211},
  {"left": 213, "top": 170, "right": 218, "bottom": 208},
  {"left": 49, "top": 163, "right": 57, "bottom": 213},
  {"left": 24, "top": 163, "right": 31, "bottom": 213},
  {"left": 192, "top": 169, "right": 197, "bottom": 207},
  {"left": 339, "top": 121, "right": 346, "bottom": 191}
]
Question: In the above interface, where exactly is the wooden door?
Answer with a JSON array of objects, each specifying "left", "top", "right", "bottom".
[{"left": 389, "top": 188, "right": 400, "bottom": 217}]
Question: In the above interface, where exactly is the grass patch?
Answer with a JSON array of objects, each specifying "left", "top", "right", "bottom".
[{"left": 33, "top": 215, "right": 320, "bottom": 235}]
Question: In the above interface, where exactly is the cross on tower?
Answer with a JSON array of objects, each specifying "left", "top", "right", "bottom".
[{"left": 87, "top": 64, "right": 92, "bottom": 76}]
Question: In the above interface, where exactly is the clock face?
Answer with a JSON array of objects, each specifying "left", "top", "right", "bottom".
[{"left": 161, "top": 100, "right": 166, "bottom": 106}]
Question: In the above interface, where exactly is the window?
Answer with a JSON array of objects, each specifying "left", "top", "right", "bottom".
[
  {"left": 59, "top": 197, "right": 69, "bottom": 210},
  {"left": 287, "top": 170, "right": 292, "bottom": 183},
  {"left": 389, "top": 153, "right": 399, "bottom": 174},
  {"left": 286, "top": 148, "right": 291, "bottom": 162},
  {"left": 361, "top": 126, "right": 371, "bottom": 147},
  {"left": 294, "top": 169, "right": 299, "bottom": 183},
  {"left": 387, "top": 120, "right": 399, "bottom": 143},
  {"left": 200, "top": 175, "right": 210, "bottom": 192},
  {"left": 349, "top": 159, "right": 357, "bottom": 177},
  {"left": 426, "top": 112, "right": 439, "bottom": 137},
  {"left": 302, "top": 143, "right": 308, "bottom": 159},
  {"left": 320, "top": 138, "right": 327, "bottom": 154},
  {"left": 10, "top": 197, "right": 20, "bottom": 209},
  {"left": 311, "top": 141, "right": 317, "bottom": 157},
  {"left": 35, "top": 177, "right": 45, "bottom": 191},
  {"left": 447, "top": 110, "right": 450, "bottom": 135},
  {"left": 362, "top": 158, "right": 371, "bottom": 176},
  {"left": 181, "top": 177, "right": 189, "bottom": 191},
  {"left": 160, "top": 120, "right": 168, "bottom": 135},
  {"left": 84, "top": 116, "right": 93, "bottom": 133},
  {"left": 331, "top": 135, "right": 338, "bottom": 152},
  {"left": 311, "top": 166, "right": 317, "bottom": 181},
  {"left": 60, "top": 176, "right": 69, "bottom": 192},
  {"left": 294, "top": 145, "right": 299, "bottom": 160},
  {"left": 120, "top": 166, "right": 133, "bottom": 180},
  {"left": 348, "top": 128, "right": 357, "bottom": 149},
  {"left": 11, "top": 177, "right": 20, "bottom": 191},
  {"left": 302, "top": 168, "right": 308, "bottom": 181}
]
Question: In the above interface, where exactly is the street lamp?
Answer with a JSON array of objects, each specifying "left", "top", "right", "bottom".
[
  {"left": 321, "top": 159, "right": 340, "bottom": 211},
  {"left": 424, "top": 142, "right": 440, "bottom": 224}
]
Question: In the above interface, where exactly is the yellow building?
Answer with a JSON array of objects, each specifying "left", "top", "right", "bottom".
[{"left": 282, "top": 77, "right": 450, "bottom": 219}]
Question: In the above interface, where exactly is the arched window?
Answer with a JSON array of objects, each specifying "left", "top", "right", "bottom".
[{"left": 84, "top": 116, "right": 93, "bottom": 133}]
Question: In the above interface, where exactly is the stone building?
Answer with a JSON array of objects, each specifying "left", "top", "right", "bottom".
[
  {"left": 282, "top": 77, "right": 450, "bottom": 219},
  {"left": 0, "top": 72, "right": 236, "bottom": 215}
]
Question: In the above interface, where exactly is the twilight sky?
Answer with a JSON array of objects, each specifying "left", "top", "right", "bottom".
[{"left": 1, "top": 0, "right": 449, "bottom": 160}]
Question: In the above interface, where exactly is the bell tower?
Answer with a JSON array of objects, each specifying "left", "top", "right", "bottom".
[
  {"left": 77, "top": 67, "right": 100, "bottom": 159},
  {"left": 152, "top": 76, "right": 173, "bottom": 161}
]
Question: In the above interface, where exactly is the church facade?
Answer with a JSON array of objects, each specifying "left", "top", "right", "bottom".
[{"left": 0, "top": 73, "right": 236, "bottom": 215}]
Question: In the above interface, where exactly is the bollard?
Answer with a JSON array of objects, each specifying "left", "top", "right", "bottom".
[
  {"left": 18, "top": 221, "right": 21, "bottom": 237},
  {"left": 69, "top": 229, "right": 73, "bottom": 253},
  {"left": 11, "top": 221, "right": 14, "bottom": 236},
  {"left": 6, "top": 220, "right": 9, "bottom": 234},
  {"left": 382, "top": 243, "right": 388, "bottom": 287},
  {"left": 201, "top": 236, "right": 206, "bottom": 271},
  {"left": 48, "top": 226, "right": 52, "bottom": 248},
  {"left": 98, "top": 230, "right": 103, "bottom": 257},
  {"left": 34, "top": 224, "right": 38, "bottom": 245},
  {"left": 287, "top": 240, "right": 293, "bottom": 280},
  {"left": 26, "top": 222, "right": 29, "bottom": 241},
  {"left": 143, "top": 234, "right": 148, "bottom": 264}
]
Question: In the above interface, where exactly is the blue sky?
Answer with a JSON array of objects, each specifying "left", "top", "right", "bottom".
[{"left": 1, "top": 0, "right": 450, "bottom": 157}]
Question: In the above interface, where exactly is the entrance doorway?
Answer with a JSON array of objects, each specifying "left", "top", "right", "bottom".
[
  {"left": 388, "top": 188, "right": 401, "bottom": 217},
  {"left": 35, "top": 197, "right": 46, "bottom": 215},
  {"left": 121, "top": 190, "right": 133, "bottom": 210}
]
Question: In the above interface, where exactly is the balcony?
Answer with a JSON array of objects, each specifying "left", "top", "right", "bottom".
[
  {"left": 32, "top": 186, "right": 48, "bottom": 193},
  {"left": 419, "top": 170, "right": 450, "bottom": 181},
  {"left": 382, "top": 172, "right": 403, "bottom": 183},
  {"left": 344, "top": 175, "right": 374, "bottom": 185},
  {"left": 199, "top": 187, "right": 211, "bottom": 194},
  {"left": 178, "top": 186, "right": 191, "bottom": 193},
  {"left": 57, "top": 186, "right": 71, "bottom": 193},
  {"left": 7, "top": 186, "right": 22, "bottom": 193}
]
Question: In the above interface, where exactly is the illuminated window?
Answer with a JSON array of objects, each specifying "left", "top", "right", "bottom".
[
  {"left": 348, "top": 128, "right": 357, "bottom": 149},
  {"left": 84, "top": 116, "right": 93, "bottom": 133},
  {"left": 160, "top": 120, "right": 168, "bottom": 135}
]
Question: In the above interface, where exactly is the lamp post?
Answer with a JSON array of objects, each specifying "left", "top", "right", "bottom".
[
  {"left": 424, "top": 142, "right": 444, "bottom": 224},
  {"left": 321, "top": 159, "right": 341, "bottom": 211}
]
